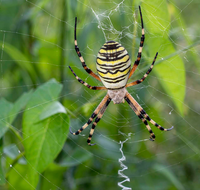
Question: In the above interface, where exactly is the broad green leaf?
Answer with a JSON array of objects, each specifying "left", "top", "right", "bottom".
[
  {"left": 60, "top": 147, "right": 93, "bottom": 167},
  {"left": 8, "top": 163, "right": 34, "bottom": 190},
  {"left": 142, "top": 2, "right": 170, "bottom": 34},
  {"left": 0, "top": 99, "right": 13, "bottom": 138},
  {"left": 142, "top": 0, "right": 185, "bottom": 115},
  {"left": 151, "top": 38, "right": 185, "bottom": 114},
  {"left": 168, "top": 2, "right": 200, "bottom": 73},
  {"left": 25, "top": 113, "right": 69, "bottom": 187},
  {"left": 153, "top": 164, "right": 185, "bottom": 190},
  {"left": 40, "top": 101, "right": 66, "bottom": 121},
  {"left": 23, "top": 79, "right": 69, "bottom": 188},
  {"left": 40, "top": 162, "right": 66, "bottom": 190}
]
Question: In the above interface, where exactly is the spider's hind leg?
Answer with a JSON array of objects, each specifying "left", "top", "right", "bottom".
[
  {"left": 140, "top": 109, "right": 174, "bottom": 131},
  {"left": 70, "top": 95, "right": 111, "bottom": 146},
  {"left": 69, "top": 112, "right": 97, "bottom": 135},
  {"left": 125, "top": 92, "right": 173, "bottom": 140},
  {"left": 87, "top": 97, "right": 111, "bottom": 146},
  {"left": 130, "top": 96, "right": 174, "bottom": 132},
  {"left": 124, "top": 93, "right": 156, "bottom": 140}
]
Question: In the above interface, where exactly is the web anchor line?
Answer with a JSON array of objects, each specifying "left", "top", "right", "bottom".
[{"left": 118, "top": 139, "right": 132, "bottom": 190}]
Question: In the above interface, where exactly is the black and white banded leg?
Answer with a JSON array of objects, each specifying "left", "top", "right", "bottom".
[
  {"left": 126, "top": 52, "right": 158, "bottom": 87},
  {"left": 87, "top": 97, "right": 111, "bottom": 146},
  {"left": 70, "top": 94, "right": 110, "bottom": 137},
  {"left": 125, "top": 92, "right": 173, "bottom": 140},
  {"left": 127, "top": 93, "right": 174, "bottom": 132},
  {"left": 69, "top": 66, "right": 106, "bottom": 90},
  {"left": 129, "top": 6, "right": 145, "bottom": 79},
  {"left": 124, "top": 93, "right": 155, "bottom": 140},
  {"left": 74, "top": 17, "right": 101, "bottom": 82}
]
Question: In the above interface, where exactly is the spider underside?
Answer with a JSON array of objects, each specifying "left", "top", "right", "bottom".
[
  {"left": 69, "top": 6, "right": 173, "bottom": 146},
  {"left": 107, "top": 88, "right": 127, "bottom": 104}
]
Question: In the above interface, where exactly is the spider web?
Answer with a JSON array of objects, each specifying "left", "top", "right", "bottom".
[{"left": 0, "top": 0, "right": 200, "bottom": 189}]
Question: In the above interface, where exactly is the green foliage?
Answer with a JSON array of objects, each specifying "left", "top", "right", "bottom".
[
  {"left": 0, "top": 80, "right": 72, "bottom": 189},
  {"left": 22, "top": 79, "right": 69, "bottom": 187}
]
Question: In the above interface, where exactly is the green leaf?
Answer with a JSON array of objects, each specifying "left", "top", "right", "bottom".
[
  {"left": 40, "top": 101, "right": 66, "bottom": 121},
  {"left": 169, "top": 2, "right": 200, "bottom": 73},
  {"left": 8, "top": 163, "right": 34, "bottom": 190},
  {"left": 60, "top": 147, "right": 93, "bottom": 167},
  {"left": 142, "top": 2, "right": 171, "bottom": 34},
  {"left": 23, "top": 79, "right": 70, "bottom": 188},
  {"left": 40, "top": 162, "right": 66, "bottom": 190},
  {"left": 142, "top": 1, "right": 185, "bottom": 115},
  {"left": 0, "top": 99, "right": 13, "bottom": 138},
  {"left": 152, "top": 38, "right": 185, "bottom": 114}
]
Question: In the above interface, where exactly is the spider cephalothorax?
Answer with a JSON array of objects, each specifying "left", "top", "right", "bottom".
[{"left": 69, "top": 6, "right": 173, "bottom": 146}]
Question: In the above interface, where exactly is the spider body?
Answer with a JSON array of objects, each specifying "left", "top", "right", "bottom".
[
  {"left": 69, "top": 6, "right": 173, "bottom": 146},
  {"left": 96, "top": 41, "right": 131, "bottom": 90},
  {"left": 107, "top": 88, "right": 127, "bottom": 104}
]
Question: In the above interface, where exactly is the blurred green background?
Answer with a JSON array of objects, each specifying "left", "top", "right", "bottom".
[{"left": 0, "top": 0, "right": 200, "bottom": 189}]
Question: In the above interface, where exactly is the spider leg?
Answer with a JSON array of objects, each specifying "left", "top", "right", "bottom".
[
  {"left": 125, "top": 92, "right": 173, "bottom": 139},
  {"left": 126, "top": 92, "right": 174, "bottom": 131},
  {"left": 69, "top": 66, "right": 106, "bottom": 90},
  {"left": 129, "top": 6, "right": 145, "bottom": 79},
  {"left": 70, "top": 94, "right": 110, "bottom": 136},
  {"left": 124, "top": 93, "right": 155, "bottom": 140},
  {"left": 126, "top": 52, "right": 158, "bottom": 88},
  {"left": 74, "top": 17, "right": 101, "bottom": 81},
  {"left": 87, "top": 97, "right": 111, "bottom": 146}
]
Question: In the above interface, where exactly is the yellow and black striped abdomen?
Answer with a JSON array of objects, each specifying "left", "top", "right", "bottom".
[{"left": 96, "top": 41, "right": 131, "bottom": 90}]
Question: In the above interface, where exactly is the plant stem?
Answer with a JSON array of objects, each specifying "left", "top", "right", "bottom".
[
  {"left": 6, "top": 151, "right": 25, "bottom": 179},
  {"left": 59, "top": 0, "right": 67, "bottom": 104},
  {"left": 9, "top": 125, "right": 23, "bottom": 142}
]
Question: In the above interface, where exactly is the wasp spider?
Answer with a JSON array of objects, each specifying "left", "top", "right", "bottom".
[{"left": 69, "top": 6, "right": 173, "bottom": 146}]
